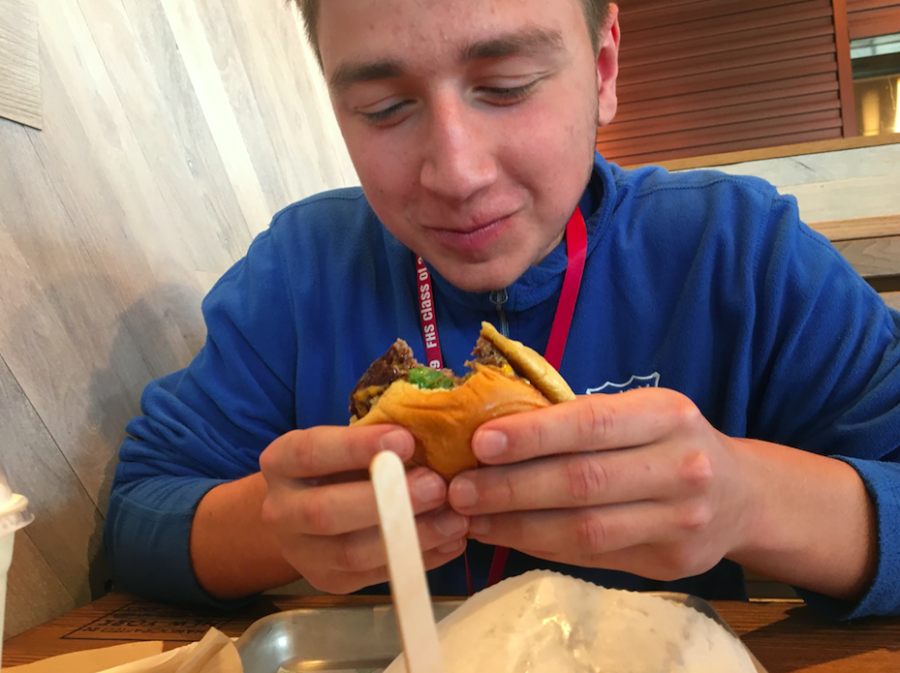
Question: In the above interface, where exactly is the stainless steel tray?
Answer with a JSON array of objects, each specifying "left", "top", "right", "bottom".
[{"left": 235, "top": 594, "right": 766, "bottom": 673}]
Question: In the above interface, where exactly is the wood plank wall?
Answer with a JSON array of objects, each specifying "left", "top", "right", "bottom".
[
  {"left": 0, "top": 0, "right": 41, "bottom": 129},
  {"left": 0, "top": 0, "right": 356, "bottom": 639},
  {"left": 847, "top": 0, "right": 900, "bottom": 39},
  {"left": 599, "top": 0, "right": 845, "bottom": 165}
]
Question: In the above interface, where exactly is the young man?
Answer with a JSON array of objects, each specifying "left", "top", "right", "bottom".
[{"left": 104, "top": 0, "right": 900, "bottom": 620}]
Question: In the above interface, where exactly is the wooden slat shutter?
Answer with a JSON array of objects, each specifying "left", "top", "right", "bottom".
[
  {"left": 598, "top": 0, "right": 844, "bottom": 165},
  {"left": 846, "top": 0, "right": 900, "bottom": 39}
]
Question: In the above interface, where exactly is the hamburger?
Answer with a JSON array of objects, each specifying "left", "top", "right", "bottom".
[{"left": 349, "top": 322, "right": 575, "bottom": 479}]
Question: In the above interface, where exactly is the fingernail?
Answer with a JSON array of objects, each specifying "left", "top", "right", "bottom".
[
  {"left": 434, "top": 510, "right": 468, "bottom": 537},
  {"left": 413, "top": 473, "right": 445, "bottom": 504},
  {"left": 379, "top": 429, "right": 412, "bottom": 458},
  {"left": 469, "top": 516, "right": 490, "bottom": 536},
  {"left": 437, "top": 539, "right": 464, "bottom": 554},
  {"left": 450, "top": 477, "right": 477, "bottom": 508},
  {"left": 474, "top": 430, "right": 507, "bottom": 460}
]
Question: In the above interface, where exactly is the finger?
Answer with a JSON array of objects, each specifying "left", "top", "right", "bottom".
[
  {"left": 423, "top": 538, "right": 468, "bottom": 565},
  {"left": 300, "top": 539, "right": 467, "bottom": 595},
  {"left": 261, "top": 425, "right": 415, "bottom": 479},
  {"left": 512, "top": 545, "right": 691, "bottom": 583},
  {"left": 449, "top": 448, "right": 710, "bottom": 514},
  {"left": 472, "top": 388, "right": 695, "bottom": 464},
  {"left": 297, "top": 507, "right": 470, "bottom": 573},
  {"left": 506, "top": 546, "right": 652, "bottom": 581},
  {"left": 273, "top": 466, "right": 450, "bottom": 536},
  {"left": 466, "top": 501, "right": 692, "bottom": 559},
  {"left": 299, "top": 567, "right": 391, "bottom": 595}
]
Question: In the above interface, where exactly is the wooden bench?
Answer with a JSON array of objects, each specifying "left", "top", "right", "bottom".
[{"left": 811, "top": 215, "right": 900, "bottom": 310}]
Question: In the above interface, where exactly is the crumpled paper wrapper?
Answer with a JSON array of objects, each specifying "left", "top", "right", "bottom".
[{"left": 5, "top": 627, "right": 242, "bottom": 673}]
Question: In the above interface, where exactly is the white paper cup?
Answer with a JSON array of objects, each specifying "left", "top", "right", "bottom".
[{"left": 0, "top": 473, "right": 33, "bottom": 671}]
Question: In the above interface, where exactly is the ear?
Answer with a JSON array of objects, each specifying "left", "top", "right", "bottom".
[{"left": 596, "top": 4, "right": 621, "bottom": 127}]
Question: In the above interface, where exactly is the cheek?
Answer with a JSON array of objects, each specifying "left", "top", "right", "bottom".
[
  {"left": 501, "top": 107, "right": 593, "bottom": 186},
  {"left": 344, "top": 132, "right": 415, "bottom": 203},
  {"left": 346, "top": 141, "right": 422, "bottom": 232},
  {"left": 514, "top": 92, "right": 593, "bottom": 154}
]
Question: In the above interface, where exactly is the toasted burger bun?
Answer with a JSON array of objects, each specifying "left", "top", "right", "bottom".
[
  {"left": 479, "top": 322, "right": 576, "bottom": 404},
  {"left": 351, "top": 324, "right": 575, "bottom": 479},
  {"left": 354, "top": 364, "right": 552, "bottom": 479}
]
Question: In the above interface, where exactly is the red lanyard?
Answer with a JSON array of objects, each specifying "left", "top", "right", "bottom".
[
  {"left": 416, "top": 206, "right": 588, "bottom": 592},
  {"left": 544, "top": 207, "right": 588, "bottom": 371},
  {"left": 415, "top": 257, "right": 443, "bottom": 369}
]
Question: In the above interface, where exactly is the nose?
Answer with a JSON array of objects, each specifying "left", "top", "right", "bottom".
[{"left": 419, "top": 91, "right": 497, "bottom": 202}]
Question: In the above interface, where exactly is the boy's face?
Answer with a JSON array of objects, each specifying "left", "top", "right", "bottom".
[{"left": 319, "top": 0, "right": 619, "bottom": 292}]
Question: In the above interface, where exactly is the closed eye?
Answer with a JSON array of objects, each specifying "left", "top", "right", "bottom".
[
  {"left": 361, "top": 101, "right": 411, "bottom": 125},
  {"left": 358, "top": 79, "right": 540, "bottom": 126},
  {"left": 479, "top": 81, "right": 539, "bottom": 105}
]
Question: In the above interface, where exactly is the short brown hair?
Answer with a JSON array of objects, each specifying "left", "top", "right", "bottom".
[{"left": 293, "top": 0, "right": 611, "bottom": 69}]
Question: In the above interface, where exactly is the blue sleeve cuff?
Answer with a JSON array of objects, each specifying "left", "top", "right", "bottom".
[
  {"left": 104, "top": 475, "right": 257, "bottom": 609},
  {"left": 793, "top": 457, "right": 900, "bottom": 620}
]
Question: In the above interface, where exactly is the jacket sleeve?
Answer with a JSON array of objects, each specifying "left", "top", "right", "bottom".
[
  {"left": 747, "top": 191, "right": 900, "bottom": 620},
  {"left": 103, "top": 227, "right": 299, "bottom": 607}
]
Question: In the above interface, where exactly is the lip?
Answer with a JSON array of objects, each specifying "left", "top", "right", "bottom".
[{"left": 427, "top": 213, "right": 514, "bottom": 256}]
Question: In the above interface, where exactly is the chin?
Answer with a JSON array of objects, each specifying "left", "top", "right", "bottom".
[{"left": 437, "top": 262, "right": 527, "bottom": 293}]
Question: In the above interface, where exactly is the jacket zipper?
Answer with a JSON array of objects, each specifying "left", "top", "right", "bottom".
[{"left": 490, "top": 288, "right": 509, "bottom": 337}]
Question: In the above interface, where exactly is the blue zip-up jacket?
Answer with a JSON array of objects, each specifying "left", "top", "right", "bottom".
[{"left": 104, "top": 154, "right": 900, "bottom": 620}]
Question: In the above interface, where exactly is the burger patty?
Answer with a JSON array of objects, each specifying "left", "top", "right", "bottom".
[
  {"left": 467, "top": 336, "right": 510, "bottom": 370},
  {"left": 349, "top": 335, "right": 514, "bottom": 420},
  {"left": 349, "top": 339, "right": 420, "bottom": 420}
]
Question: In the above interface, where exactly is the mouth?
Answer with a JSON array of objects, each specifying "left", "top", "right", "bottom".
[{"left": 427, "top": 213, "right": 515, "bottom": 256}]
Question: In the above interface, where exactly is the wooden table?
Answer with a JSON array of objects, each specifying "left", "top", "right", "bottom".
[{"left": 4, "top": 593, "right": 900, "bottom": 672}]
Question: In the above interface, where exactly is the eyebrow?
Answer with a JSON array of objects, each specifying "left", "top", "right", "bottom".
[
  {"left": 328, "top": 27, "right": 565, "bottom": 92},
  {"left": 329, "top": 60, "right": 404, "bottom": 93},
  {"left": 459, "top": 27, "right": 565, "bottom": 63}
]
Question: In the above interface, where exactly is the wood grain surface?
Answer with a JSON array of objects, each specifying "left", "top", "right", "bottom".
[
  {"left": 832, "top": 0, "right": 858, "bottom": 138},
  {"left": 600, "top": 0, "right": 846, "bottom": 165},
  {"left": 846, "top": 0, "right": 900, "bottom": 39},
  {"left": 634, "top": 133, "right": 900, "bottom": 172},
  {"left": 0, "top": 0, "right": 41, "bottom": 129},
  {"left": 5, "top": 593, "right": 900, "bottom": 673},
  {"left": 812, "top": 215, "right": 900, "bottom": 242},
  {"left": 4, "top": 532, "right": 77, "bottom": 639},
  {"left": 0, "top": 0, "right": 356, "bottom": 640}
]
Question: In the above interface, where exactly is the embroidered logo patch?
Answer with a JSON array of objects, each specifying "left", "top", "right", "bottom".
[{"left": 586, "top": 373, "right": 660, "bottom": 395}]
